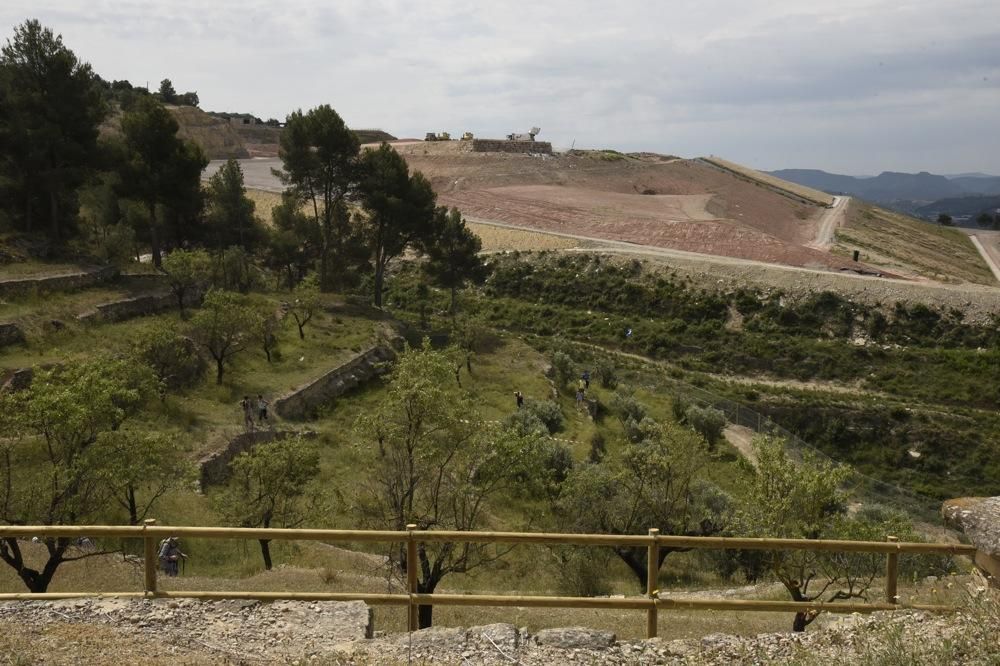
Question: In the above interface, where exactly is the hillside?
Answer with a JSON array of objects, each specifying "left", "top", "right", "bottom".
[{"left": 216, "top": 144, "right": 994, "bottom": 284}]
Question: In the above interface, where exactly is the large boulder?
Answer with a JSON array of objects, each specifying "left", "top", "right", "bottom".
[
  {"left": 534, "top": 627, "right": 616, "bottom": 650},
  {"left": 943, "top": 496, "right": 1000, "bottom": 582}
]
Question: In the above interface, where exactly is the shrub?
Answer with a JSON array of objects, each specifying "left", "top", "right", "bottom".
[
  {"left": 524, "top": 398, "right": 564, "bottom": 434},
  {"left": 594, "top": 357, "right": 618, "bottom": 389},
  {"left": 502, "top": 409, "right": 549, "bottom": 438},
  {"left": 132, "top": 325, "right": 207, "bottom": 390},
  {"left": 671, "top": 394, "right": 692, "bottom": 423},
  {"left": 686, "top": 405, "right": 727, "bottom": 450},
  {"left": 550, "top": 351, "right": 575, "bottom": 388},
  {"left": 588, "top": 432, "right": 607, "bottom": 463},
  {"left": 541, "top": 440, "right": 574, "bottom": 486}
]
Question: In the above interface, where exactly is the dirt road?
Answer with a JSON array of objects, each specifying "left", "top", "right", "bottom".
[
  {"left": 809, "top": 195, "right": 849, "bottom": 250},
  {"left": 968, "top": 231, "right": 1000, "bottom": 284}
]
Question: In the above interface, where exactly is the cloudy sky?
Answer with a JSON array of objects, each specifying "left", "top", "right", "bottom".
[{"left": 5, "top": 0, "right": 999, "bottom": 174}]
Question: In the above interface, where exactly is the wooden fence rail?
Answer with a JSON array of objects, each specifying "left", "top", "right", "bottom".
[{"left": 0, "top": 523, "right": 977, "bottom": 638}]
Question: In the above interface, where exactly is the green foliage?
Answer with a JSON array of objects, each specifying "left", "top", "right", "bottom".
[
  {"left": 214, "top": 436, "right": 323, "bottom": 570},
  {"left": 549, "top": 350, "right": 576, "bottom": 389},
  {"left": 523, "top": 398, "right": 564, "bottom": 434},
  {"left": 594, "top": 357, "right": 618, "bottom": 389},
  {"left": 87, "top": 428, "right": 193, "bottom": 525},
  {"left": 161, "top": 248, "right": 212, "bottom": 314},
  {"left": 355, "top": 341, "right": 547, "bottom": 626},
  {"left": 356, "top": 143, "right": 439, "bottom": 307},
  {"left": 157, "top": 79, "right": 176, "bottom": 103},
  {"left": 0, "top": 356, "right": 156, "bottom": 591},
  {"left": 588, "top": 431, "right": 607, "bottom": 463},
  {"left": 610, "top": 386, "right": 647, "bottom": 432},
  {"left": 132, "top": 323, "right": 207, "bottom": 390},
  {"left": 189, "top": 289, "right": 254, "bottom": 384},
  {"left": 275, "top": 105, "right": 362, "bottom": 291},
  {"left": 685, "top": 405, "right": 726, "bottom": 450},
  {"left": 421, "top": 207, "right": 486, "bottom": 314},
  {"left": 119, "top": 95, "right": 207, "bottom": 265},
  {"left": 556, "top": 420, "right": 721, "bottom": 589},
  {"left": 204, "top": 159, "right": 263, "bottom": 252},
  {"left": 288, "top": 274, "right": 320, "bottom": 340},
  {"left": 0, "top": 19, "right": 106, "bottom": 241}
]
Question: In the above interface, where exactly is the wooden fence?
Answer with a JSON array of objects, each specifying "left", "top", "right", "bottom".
[{"left": 0, "top": 523, "right": 978, "bottom": 638}]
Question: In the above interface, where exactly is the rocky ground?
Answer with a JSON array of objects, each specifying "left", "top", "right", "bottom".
[{"left": 0, "top": 594, "right": 995, "bottom": 665}]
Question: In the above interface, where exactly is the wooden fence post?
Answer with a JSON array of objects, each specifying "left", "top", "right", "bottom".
[
  {"left": 143, "top": 519, "right": 157, "bottom": 596},
  {"left": 647, "top": 528, "right": 660, "bottom": 638},
  {"left": 406, "top": 523, "right": 418, "bottom": 631},
  {"left": 886, "top": 535, "right": 899, "bottom": 604}
]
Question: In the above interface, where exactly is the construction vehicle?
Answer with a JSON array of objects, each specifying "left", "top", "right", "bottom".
[
  {"left": 507, "top": 127, "right": 541, "bottom": 142},
  {"left": 423, "top": 131, "right": 452, "bottom": 142},
  {"left": 461, "top": 131, "right": 474, "bottom": 140}
]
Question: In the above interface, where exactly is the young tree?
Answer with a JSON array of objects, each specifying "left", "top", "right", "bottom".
[
  {"left": 119, "top": 96, "right": 207, "bottom": 266},
  {"left": 422, "top": 207, "right": 486, "bottom": 316},
  {"left": 273, "top": 105, "right": 361, "bottom": 290},
  {"left": 87, "top": 428, "right": 193, "bottom": 525},
  {"left": 685, "top": 405, "right": 727, "bottom": 451},
  {"left": 976, "top": 212, "right": 995, "bottom": 228},
  {"left": 214, "top": 436, "right": 322, "bottom": 570},
  {"left": 555, "top": 420, "right": 727, "bottom": 589},
  {"left": 357, "top": 144, "right": 438, "bottom": 307},
  {"left": 131, "top": 323, "right": 207, "bottom": 390},
  {"left": 266, "top": 191, "right": 320, "bottom": 289},
  {"left": 288, "top": 275, "right": 320, "bottom": 339},
  {"left": 190, "top": 289, "right": 254, "bottom": 384},
  {"left": 731, "top": 435, "right": 897, "bottom": 632},
  {"left": 157, "top": 78, "right": 176, "bottom": 103},
  {"left": 0, "top": 358, "right": 155, "bottom": 592},
  {"left": 161, "top": 248, "right": 212, "bottom": 315},
  {"left": 204, "top": 159, "right": 262, "bottom": 252},
  {"left": 253, "top": 302, "right": 284, "bottom": 363},
  {"left": 0, "top": 20, "right": 106, "bottom": 240},
  {"left": 356, "top": 342, "right": 545, "bottom": 628},
  {"left": 936, "top": 213, "right": 953, "bottom": 226}
]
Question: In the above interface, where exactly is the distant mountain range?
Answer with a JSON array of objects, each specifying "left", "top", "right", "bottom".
[{"left": 768, "top": 169, "right": 1000, "bottom": 204}]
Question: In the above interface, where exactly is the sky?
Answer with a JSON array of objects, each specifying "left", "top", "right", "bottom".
[{"left": 4, "top": 0, "right": 1000, "bottom": 175}]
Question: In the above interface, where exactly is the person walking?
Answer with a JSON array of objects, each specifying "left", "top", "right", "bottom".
[
  {"left": 240, "top": 396, "right": 254, "bottom": 431},
  {"left": 257, "top": 394, "right": 270, "bottom": 426},
  {"left": 514, "top": 391, "right": 524, "bottom": 409},
  {"left": 576, "top": 388, "right": 585, "bottom": 409},
  {"left": 158, "top": 537, "right": 186, "bottom": 577},
  {"left": 582, "top": 370, "right": 591, "bottom": 390}
]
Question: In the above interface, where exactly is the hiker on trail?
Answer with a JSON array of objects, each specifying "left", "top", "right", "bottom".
[
  {"left": 582, "top": 370, "right": 591, "bottom": 390},
  {"left": 257, "top": 394, "right": 270, "bottom": 425},
  {"left": 515, "top": 391, "right": 524, "bottom": 409},
  {"left": 576, "top": 388, "right": 585, "bottom": 408},
  {"left": 577, "top": 378, "right": 586, "bottom": 394},
  {"left": 240, "top": 396, "right": 254, "bottom": 431},
  {"left": 158, "top": 537, "right": 186, "bottom": 577}
]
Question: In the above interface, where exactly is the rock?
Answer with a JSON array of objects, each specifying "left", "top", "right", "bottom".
[
  {"left": 468, "top": 623, "right": 519, "bottom": 652},
  {"left": 393, "top": 626, "right": 466, "bottom": 650},
  {"left": 535, "top": 627, "right": 616, "bottom": 650},
  {"left": 943, "top": 496, "right": 1000, "bottom": 557},
  {"left": 0, "top": 322, "right": 26, "bottom": 348}
]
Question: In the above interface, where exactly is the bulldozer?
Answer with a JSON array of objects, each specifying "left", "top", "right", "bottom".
[
  {"left": 461, "top": 131, "right": 474, "bottom": 141},
  {"left": 424, "top": 131, "right": 452, "bottom": 141}
]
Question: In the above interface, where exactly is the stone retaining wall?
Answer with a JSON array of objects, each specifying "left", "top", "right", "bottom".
[
  {"left": 0, "top": 322, "right": 25, "bottom": 348},
  {"left": 943, "top": 496, "right": 1000, "bottom": 583},
  {"left": 274, "top": 345, "right": 397, "bottom": 421},
  {"left": 198, "top": 430, "right": 288, "bottom": 488},
  {"left": 0, "top": 265, "right": 118, "bottom": 297},
  {"left": 76, "top": 289, "right": 199, "bottom": 324},
  {"left": 471, "top": 139, "right": 553, "bottom": 154}
]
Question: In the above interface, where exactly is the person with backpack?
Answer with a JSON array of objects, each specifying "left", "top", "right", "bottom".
[
  {"left": 158, "top": 537, "right": 186, "bottom": 577},
  {"left": 257, "top": 394, "right": 270, "bottom": 425}
]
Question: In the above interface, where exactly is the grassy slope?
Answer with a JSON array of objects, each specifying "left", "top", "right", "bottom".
[{"left": 834, "top": 201, "right": 995, "bottom": 284}]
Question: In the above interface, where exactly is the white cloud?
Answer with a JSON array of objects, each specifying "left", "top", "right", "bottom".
[{"left": 3, "top": 0, "right": 999, "bottom": 173}]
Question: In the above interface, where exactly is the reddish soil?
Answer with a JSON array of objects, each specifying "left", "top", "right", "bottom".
[{"left": 389, "top": 143, "right": 875, "bottom": 272}]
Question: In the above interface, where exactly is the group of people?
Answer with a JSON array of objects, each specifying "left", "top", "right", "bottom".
[
  {"left": 575, "top": 370, "right": 591, "bottom": 408},
  {"left": 240, "top": 394, "right": 271, "bottom": 431}
]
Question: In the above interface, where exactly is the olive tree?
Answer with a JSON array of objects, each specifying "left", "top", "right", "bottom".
[
  {"left": 0, "top": 358, "right": 155, "bottom": 591},
  {"left": 214, "top": 436, "right": 322, "bottom": 570},
  {"left": 190, "top": 289, "right": 254, "bottom": 384},
  {"left": 161, "top": 247, "right": 212, "bottom": 315},
  {"left": 355, "top": 341, "right": 545, "bottom": 628},
  {"left": 731, "top": 436, "right": 917, "bottom": 632},
  {"left": 555, "top": 419, "right": 727, "bottom": 590}
]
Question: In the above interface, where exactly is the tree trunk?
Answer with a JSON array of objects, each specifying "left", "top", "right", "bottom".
[
  {"left": 417, "top": 579, "right": 438, "bottom": 629},
  {"left": 373, "top": 261, "right": 385, "bottom": 308},
  {"left": 127, "top": 486, "right": 139, "bottom": 525},
  {"left": 450, "top": 285, "right": 457, "bottom": 318},
  {"left": 149, "top": 201, "right": 162, "bottom": 267},
  {"left": 0, "top": 537, "right": 65, "bottom": 593},
  {"left": 49, "top": 190, "right": 60, "bottom": 243},
  {"left": 616, "top": 545, "right": 672, "bottom": 591},
  {"left": 783, "top": 581, "right": 815, "bottom": 632},
  {"left": 259, "top": 539, "right": 273, "bottom": 571},
  {"left": 215, "top": 358, "right": 225, "bottom": 384}
]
